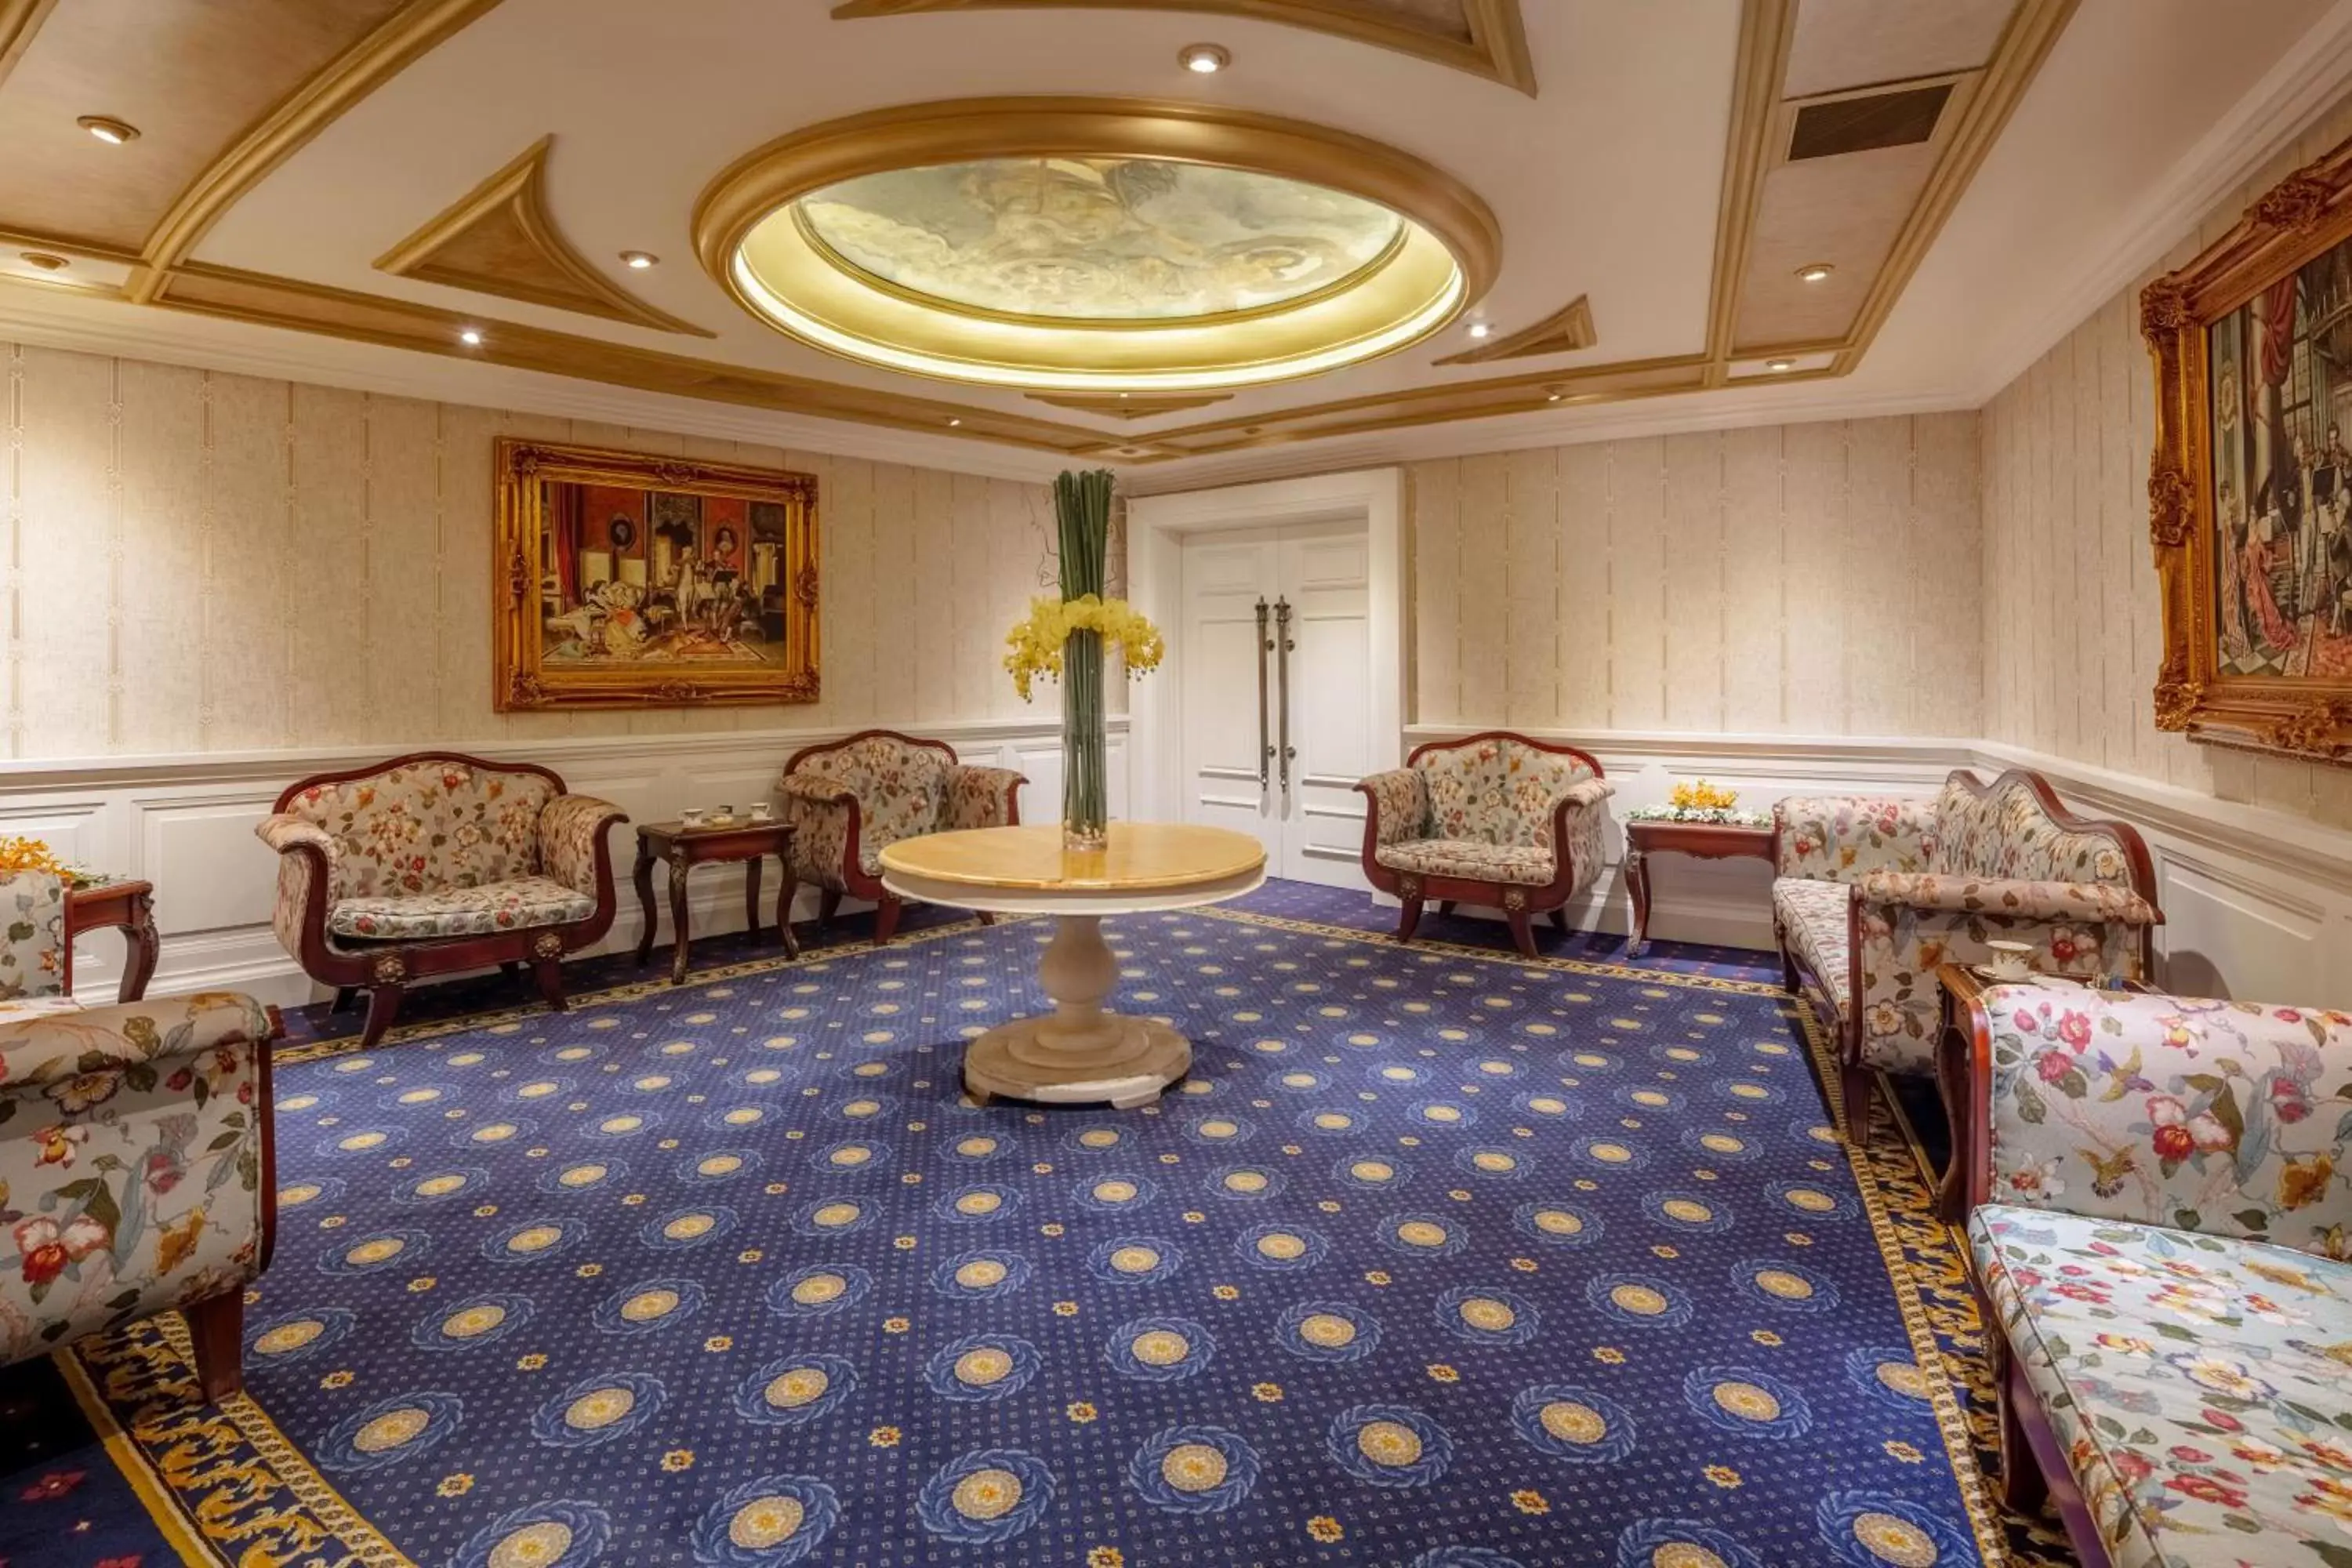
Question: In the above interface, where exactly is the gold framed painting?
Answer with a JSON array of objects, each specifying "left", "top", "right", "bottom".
[
  {"left": 2146, "top": 136, "right": 2352, "bottom": 761},
  {"left": 493, "top": 438, "right": 819, "bottom": 710}
]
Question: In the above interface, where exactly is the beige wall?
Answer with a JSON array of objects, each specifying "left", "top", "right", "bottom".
[
  {"left": 0, "top": 340, "right": 1069, "bottom": 760},
  {"left": 1980, "top": 102, "right": 2352, "bottom": 832},
  {"left": 1407, "top": 413, "right": 1982, "bottom": 737}
]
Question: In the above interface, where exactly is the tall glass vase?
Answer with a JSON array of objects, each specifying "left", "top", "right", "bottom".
[
  {"left": 1062, "top": 626, "right": 1106, "bottom": 851},
  {"left": 1053, "top": 468, "right": 1115, "bottom": 852}
]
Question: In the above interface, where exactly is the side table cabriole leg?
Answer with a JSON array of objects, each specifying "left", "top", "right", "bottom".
[
  {"left": 669, "top": 860, "right": 694, "bottom": 985},
  {"left": 118, "top": 888, "right": 160, "bottom": 1004},
  {"left": 633, "top": 840, "right": 659, "bottom": 967},
  {"left": 1624, "top": 847, "right": 1650, "bottom": 958},
  {"left": 746, "top": 855, "right": 764, "bottom": 938},
  {"left": 962, "top": 914, "right": 1189, "bottom": 1110}
]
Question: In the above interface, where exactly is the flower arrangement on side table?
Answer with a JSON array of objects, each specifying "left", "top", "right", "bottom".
[
  {"left": 1624, "top": 780, "right": 1769, "bottom": 827},
  {"left": 1003, "top": 469, "right": 1165, "bottom": 850},
  {"left": 0, "top": 833, "right": 100, "bottom": 887}
]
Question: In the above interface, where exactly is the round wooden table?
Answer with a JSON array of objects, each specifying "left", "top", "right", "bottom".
[{"left": 879, "top": 822, "right": 1267, "bottom": 1109}]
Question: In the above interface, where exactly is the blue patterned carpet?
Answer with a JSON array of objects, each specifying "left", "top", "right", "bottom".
[{"left": 30, "top": 886, "right": 2069, "bottom": 1567}]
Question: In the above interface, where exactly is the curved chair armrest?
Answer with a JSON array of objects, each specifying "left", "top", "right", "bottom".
[
  {"left": 538, "top": 794, "right": 628, "bottom": 898},
  {"left": 254, "top": 813, "right": 335, "bottom": 862},
  {"left": 1856, "top": 870, "right": 2161, "bottom": 924},
  {"left": 0, "top": 991, "right": 275, "bottom": 1090},
  {"left": 945, "top": 765, "right": 1026, "bottom": 830},
  {"left": 1355, "top": 768, "right": 1428, "bottom": 851},
  {"left": 1773, "top": 795, "right": 1934, "bottom": 880},
  {"left": 1956, "top": 982, "right": 2352, "bottom": 1254},
  {"left": 778, "top": 772, "right": 858, "bottom": 809}
]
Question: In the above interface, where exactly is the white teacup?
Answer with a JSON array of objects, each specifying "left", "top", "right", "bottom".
[
  {"left": 748, "top": 802, "right": 774, "bottom": 823},
  {"left": 1983, "top": 939, "right": 2036, "bottom": 982},
  {"left": 681, "top": 808, "right": 706, "bottom": 829}
]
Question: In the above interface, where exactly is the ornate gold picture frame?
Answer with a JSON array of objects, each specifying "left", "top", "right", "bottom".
[
  {"left": 493, "top": 438, "right": 818, "bottom": 710},
  {"left": 2146, "top": 137, "right": 2352, "bottom": 761}
]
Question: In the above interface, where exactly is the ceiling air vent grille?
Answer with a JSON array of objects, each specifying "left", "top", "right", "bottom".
[{"left": 1787, "top": 82, "right": 1953, "bottom": 162}]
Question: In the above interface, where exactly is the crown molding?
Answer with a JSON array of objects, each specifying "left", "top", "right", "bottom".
[
  {"left": 1964, "top": 0, "right": 2352, "bottom": 404},
  {"left": 0, "top": 281, "right": 1074, "bottom": 483},
  {"left": 1429, "top": 295, "right": 1595, "bottom": 365},
  {"left": 0, "top": 0, "right": 56, "bottom": 93}
]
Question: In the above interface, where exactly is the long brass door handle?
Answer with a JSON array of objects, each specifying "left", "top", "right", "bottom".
[
  {"left": 1254, "top": 597, "right": 1272, "bottom": 793},
  {"left": 1276, "top": 597, "right": 1295, "bottom": 797}
]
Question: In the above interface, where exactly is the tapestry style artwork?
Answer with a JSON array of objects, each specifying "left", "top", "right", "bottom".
[
  {"left": 61, "top": 909, "right": 2055, "bottom": 1568},
  {"left": 2206, "top": 236, "right": 2352, "bottom": 681},
  {"left": 492, "top": 440, "right": 820, "bottom": 710}
]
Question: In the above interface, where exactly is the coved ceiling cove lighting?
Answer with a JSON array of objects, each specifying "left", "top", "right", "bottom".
[{"left": 694, "top": 100, "right": 1500, "bottom": 394}]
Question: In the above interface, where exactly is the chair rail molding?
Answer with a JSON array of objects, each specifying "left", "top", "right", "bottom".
[{"left": 0, "top": 715, "right": 1124, "bottom": 1007}]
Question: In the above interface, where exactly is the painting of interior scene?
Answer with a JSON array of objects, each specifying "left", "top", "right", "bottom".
[
  {"left": 538, "top": 480, "right": 797, "bottom": 665},
  {"left": 2209, "top": 234, "right": 2352, "bottom": 680}
]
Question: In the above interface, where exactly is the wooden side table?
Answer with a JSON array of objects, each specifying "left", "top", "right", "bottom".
[
  {"left": 66, "top": 878, "right": 160, "bottom": 1003},
  {"left": 633, "top": 822, "right": 798, "bottom": 985},
  {"left": 1622, "top": 819, "right": 1775, "bottom": 956}
]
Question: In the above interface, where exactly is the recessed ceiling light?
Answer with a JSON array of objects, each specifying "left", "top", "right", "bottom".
[
  {"left": 1467, "top": 321, "right": 1491, "bottom": 339},
  {"left": 1795, "top": 263, "right": 1834, "bottom": 284},
  {"left": 947, "top": 416, "right": 962, "bottom": 426},
  {"left": 1178, "top": 42, "right": 1229, "bottom": 74},
  {"left": 620, "top": 251, "right": 659, "bottom": 270},
  {"left": 459, "top": 328, "right": 484, "bottom": 346},
  {"left": 1545, "top": 390, "right": 1563, "bottom": 402},
  {"left": 1764, "top": 358, "right": 1796, "bottom": 372},
  {"left": 16, "top": 252, "right": 69, "bottom": 272},
  {"left": 78, "top": 115, "right": 138, "bottom": 145}
]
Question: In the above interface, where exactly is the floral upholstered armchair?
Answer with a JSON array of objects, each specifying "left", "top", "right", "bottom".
[
  {"left": 1772, "top": 768, "right": 2161, "bottom": 1139},
  {"left": 256, "top": 753, "right": 626, "bottom": 1049},
  {"left": 1354, "top": 731, "right": 1614, "bottom": 958},
  {"left": 0, "top": 869, "right": 280, "bottom": 1401},
  {"left": 1947, "top": 982, "right": 2352, "bottom": 1566},
  {"left": 779, "top": 730, "right": 1025, "bottom": 946}
]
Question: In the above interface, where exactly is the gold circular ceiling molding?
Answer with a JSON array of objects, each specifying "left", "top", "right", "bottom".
[{"left": 692, "top": 97, "right": 1501, "bottom": 393}]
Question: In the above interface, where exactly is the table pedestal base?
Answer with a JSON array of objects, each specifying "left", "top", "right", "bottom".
[{"left": 961, "top": 913, "right": 1191, "bottom": 1109}]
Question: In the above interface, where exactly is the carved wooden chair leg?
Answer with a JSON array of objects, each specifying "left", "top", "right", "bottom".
[
  {"left": 975, "top": 911, "right": 996, "bottom": 926},
  {"left": 530, "top": 937, "right": 568, "bottom": 1012},
  {"left": 1436, "top": 900, "right": 1456, "bottom": 918},
  {"left": 1547, "top": 906, "right": 1570, "bottom": 933},
  {"left": 184, "top": 1290, "right": 245, "bottom": 1403},
  {"left": 358, "top": 980, "right": 406, "bottom": 1050},
  {"left": 1777, "top": 928, "right": 1800, "bottom": 993},
  {"left": 1840, "top": 1058, "right": 1873, "bottom": 1145},
  {"left": 1394, "top": 889, "right": 1425, "bottom": 945},
  {"left": 1504, "top": 909, "right": 1539, "bottom": 959},
  {"left": 330, "top": 986, "right": 360, "bottom": 1014},
  {"left": 817, "top": 888, "right": 842, "bottom": 930},
  {"left": 872, "top": 895, "right": 903, "bottom": 948}
]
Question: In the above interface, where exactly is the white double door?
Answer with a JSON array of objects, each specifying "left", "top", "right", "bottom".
[{"left": 1177, "top": 521, "right": 1374, "bottom": 886}]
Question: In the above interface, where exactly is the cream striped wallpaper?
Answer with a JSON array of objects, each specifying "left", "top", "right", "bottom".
[
  {"left": 0, "top": 340, "right": 1072, "bottom": 760},
  {"left": 1406, "top": 414, "right": 1982, "bottom": 738},
  {"left": 1980, "top": 97, "right": 2352, "bottom": 833}
]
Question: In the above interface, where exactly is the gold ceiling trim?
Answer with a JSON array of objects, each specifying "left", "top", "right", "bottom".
[
  {"left": 125, "top": 0, "right": 505, "bottom": 303},
  {"left": 1429, "top": 293, "right": 1594, "bottom": 365},
  {"left": 0, "top": 0, "right": 58, "bottom": 95},
  {"left": 1026, "top": 390, "right": 1234, "bottom": 419},
  {"left": 147, "top": 262, "right": 1109, "bottom": 456},
  {"left": 693, "top": 96, "right": 1500, "bottom": 392},
  {"left": 1702, "top": 0, "right": 1797, "bottom": 389},
  {"left": 1830, "top": 0, "right": 2077, "bottom": 375},
  {"left": 375, "top": 136, "right": 712, "bottom": 336},
  {"left": 829, "top": 0, "right": 1537, "bottom": 96}
]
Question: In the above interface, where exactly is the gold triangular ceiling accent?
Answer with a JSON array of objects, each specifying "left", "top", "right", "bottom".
[
  {"left": 831, "top": 0, "right": 1535, "bottom": 95},
  {"left": 1026, "top": 391, "right": 1234, "bottom": 419},
  {"left": 1432, "top": 295, "right": 1595, "bottom": 365},
  {"left": 374, "top": 136, "right": 712, "bottom": 336}
]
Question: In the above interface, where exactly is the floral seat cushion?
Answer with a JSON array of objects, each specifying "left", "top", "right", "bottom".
[
  {"left": 1969, "top": 1203, "right": 2352, "bottom": 1567},
  {"left": 1374, "top": 839, "right": 1555, "bottom": 886},
  {"left": 1771, "top": 877, "right": 1850, "bottom": 1011},
  {"left": 328, "top": 877, "right": 593, "bottom": 941}
]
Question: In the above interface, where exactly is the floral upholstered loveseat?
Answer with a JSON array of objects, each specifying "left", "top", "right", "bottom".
[
  {"left": 0, "top": 869, "right": 279, "bottom": 1401},
  {"left": 256, "top": 752, "right": 626, "bottom": 1048},
  {"left": 1355, "top": 731, "right": 1614, "bottom": 958},
  {"left": 779, "top": 730, "right": 1025, "bottom": 947},
  {"left": 1772, "top": 768, "right": 2161, "bottom": 1138},
  {"left": 1946, "top": 981, "right": 2352, "bottom": 1568}
]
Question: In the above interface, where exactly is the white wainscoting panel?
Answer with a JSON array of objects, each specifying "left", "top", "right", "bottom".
[{"left": 1, "top": 717, "right": 1120, "bottom": 1007}]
